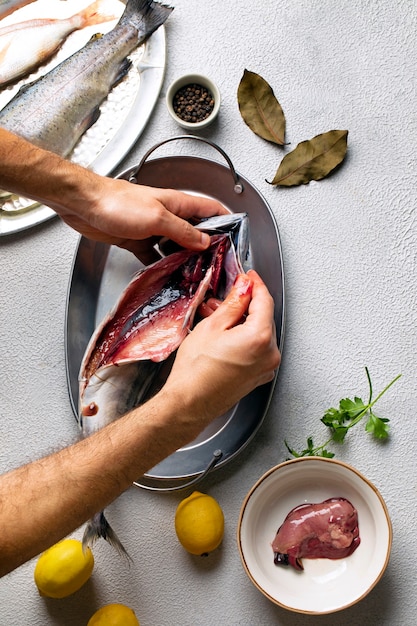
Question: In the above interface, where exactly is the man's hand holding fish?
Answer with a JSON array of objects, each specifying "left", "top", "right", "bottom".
[
  {"left": 56, "top": 181, "right": 229, "bottom": 264},
  {"left": 163, "top": 271, "right": 279, "bottom": 431},
  {"left": 0, "top": 128, "right": 280, "bottom": 576},
  {"left": 0, "top": 128, "right": 226, "bottom": 261}
]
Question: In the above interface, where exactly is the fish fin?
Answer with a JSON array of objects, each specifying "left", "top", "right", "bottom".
[
  {"left": 15, "top": 79, "right": 38, "bottom": 95},
  {"left": 77, "top": 0, "right": 118, "bottom": 27},
  {"left": 112, "top": 57, "right": 133, "bottom": 89},
  {"left": 122, "top": 0, "right": 173, "bottom": 41},
  {"left": 80, "top": 104, "right": 101, "bottom": 134},
  {"left": 0, "top": 37, "right": 12, "bottom": 67},
  {"left": 82, "top": 511, "right": 132, "bottom": 562}
]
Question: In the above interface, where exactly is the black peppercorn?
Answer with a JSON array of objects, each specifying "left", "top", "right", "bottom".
[{"left": 172, "top": 83, "right": 215, "bottom": 123}]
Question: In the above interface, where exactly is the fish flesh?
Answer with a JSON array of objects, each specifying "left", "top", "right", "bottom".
[
  {"left": 80, "top": 213, "right": 250, "bottom": 433},
  {"left": 0, "top": 0, "right": 36, "bottom": 20},
  {"left": 0, "top": 1, "right": 117, "bottom": 88},
  {"left": 79, "top": 212, "right": 250, "bottom": 555},
  {"left": 272, "top": 497, "right": 360, "bottom": 571},
  {"left": 0, "top": 0, "right": 173, "bottom": 156}
]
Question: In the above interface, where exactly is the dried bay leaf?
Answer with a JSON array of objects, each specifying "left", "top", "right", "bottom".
[
  {"left": 269, "top": 130, "right": 348, "bottom": 186},
  {"left": 237, "top": 69, "right": 286, "bottom": 145}
]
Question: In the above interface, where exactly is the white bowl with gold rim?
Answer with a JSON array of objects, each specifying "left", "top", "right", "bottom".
[{"left": 237, "top": 457, "right": 392, "bottom": 614}]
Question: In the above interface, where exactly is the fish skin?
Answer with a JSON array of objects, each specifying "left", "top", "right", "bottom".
[
  {"left": 0, "top": 0, "right": 117, "bottom": 88},
  {"left": 79, "top": 213, "right": 250, "bottom": 557},
  {"left": 0, "top": 0, "right": 173, "bottom": 155},
  {"left": 79, "top": 233, "right": 238, "bottom": 432},
  {"left": 0, "top": 0, "right": 35, "bottom": 20},
  {"left": 79, "top": 213, "right": 251, "bottom": 436}
]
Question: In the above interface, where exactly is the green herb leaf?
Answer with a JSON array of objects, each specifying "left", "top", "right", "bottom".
[
  {"left": 284, "top": 441, "right": 301, "bottom": 458},
  {"left": 365, "top": 413, "right": 390, "bottom": 439},
  {"left": 285, "top": 369, "right": 400, "bottom": 459},
  {"left": 331, "top": 426, "right": 349, "bottom": 443},
  {"left": 286, "top": 436, "right": 336, "bottom": 458},
  {"left": 268, "top": 129, "right": 348, "bottom": 186},
  {"left": 320, "top": 448, "right": 336, "bottom": 458},
  {"left": 302, "top": 437, "right": 315, "bottom": 455},
  {"left": 237, "top": 69, "right": 286, "bottom": 145},
  {"left": 321, "top": 406, "right": 345, "bottom": 427},
  {"left": 339, "top": 397, "right": 366, "bottom": 418}
]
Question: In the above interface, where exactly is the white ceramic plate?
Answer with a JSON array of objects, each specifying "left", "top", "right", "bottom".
[
  {"left": 0, "top": 0, "right": 167, "bottom": 235},
  {"left": 237, "top": 457, "right": 392, "bottom": 614}
]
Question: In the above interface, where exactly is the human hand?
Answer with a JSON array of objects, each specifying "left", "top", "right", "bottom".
[
  {"left": 59, "top": 177, "right": 228, "bottom": 263},
  {"left": 162, "top": 271, "right": 280, "bottom": 434},
  {"left": 0, "top": 129, "right": 226, "bottom": 261}
]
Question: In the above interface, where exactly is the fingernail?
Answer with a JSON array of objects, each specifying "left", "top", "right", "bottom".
[
  {"left": 200, "top": 232, "right": 210, "bottom": 247},
  {"left": 234, "top": 274, "right": 252, "bottom": 296}
]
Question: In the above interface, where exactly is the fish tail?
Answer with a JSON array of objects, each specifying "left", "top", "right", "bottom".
[
  {"left": 121, "top": 0, "right": 174, "bottom": 38},
  {"left": 77, "top": 0, "right": 118, "bottom": 27},
  {"left": 82, "top": 511, "right": 132, "bottom": 562}
]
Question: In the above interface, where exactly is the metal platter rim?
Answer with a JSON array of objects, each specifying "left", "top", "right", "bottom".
[{"left": 65, "top": 153, "right": 285, "bottom": 487}]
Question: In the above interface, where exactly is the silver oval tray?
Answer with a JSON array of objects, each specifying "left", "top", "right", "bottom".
[
  {"left": 65, "top": 138, "right": 285, "bottom": 489},
  {"left": 0, "top": 0, "right": 166, "bottom": 236}
]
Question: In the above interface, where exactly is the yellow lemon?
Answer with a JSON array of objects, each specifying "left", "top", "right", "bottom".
[
  {"left": 34, "top": 538, "right": 94, "bottom": 598},
  {"left": 174, "top": 491, "right": 224, "bottom": 555},
  {"left": 87, "top": 603, "right": 140, "bottom": 626}
]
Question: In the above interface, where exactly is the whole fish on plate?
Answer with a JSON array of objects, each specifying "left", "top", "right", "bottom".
[
  {"left": 0, "top": 0, "right": 172, "bottom": 156},
  {"left": 0, "top": 0, "right": 36, "bottom": 20},
  {"left": 0, "top": 0, "right": 117, "bottom": 88},
  {"left": 79, "top": 213, "right": 250, "bottom": 555}
]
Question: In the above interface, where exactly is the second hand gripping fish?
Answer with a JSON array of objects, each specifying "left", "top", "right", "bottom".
[
  {"left": 0, "top": 0, "right": 173, "bottom": 156},
  {"left": 0, "top": 0, "right": 117, "bottom": 88},
  {"left": 79, "top": 213, "right": 251, "bottom": 557}
]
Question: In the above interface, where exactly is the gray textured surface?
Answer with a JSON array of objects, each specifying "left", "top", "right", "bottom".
[{"left": 0, "top": 0, "right": 416, "bottom": 624}]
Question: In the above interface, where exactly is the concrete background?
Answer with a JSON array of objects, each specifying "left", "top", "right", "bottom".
[{"left": 0, "top": 0, "right": 416, "bottom": 624}]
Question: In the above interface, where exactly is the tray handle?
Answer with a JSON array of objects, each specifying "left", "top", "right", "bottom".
[
  {"left": 133, "top": 449, "right": 223, "bottom": 492},
  {"left": 127, "top": 135, "right": 244, "bottom": 194}
]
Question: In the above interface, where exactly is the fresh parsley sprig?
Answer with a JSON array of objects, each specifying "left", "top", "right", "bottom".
[{"left": 285, "top": 367, "right": 401, "bottom": 459}]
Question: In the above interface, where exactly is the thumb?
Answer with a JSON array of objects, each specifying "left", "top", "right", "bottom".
[
  {"left": 157, "top": 212, "right": 211, "bottom": 251},
  {"left": 210, "top": 274, "right": 253, "bottom": 328}
]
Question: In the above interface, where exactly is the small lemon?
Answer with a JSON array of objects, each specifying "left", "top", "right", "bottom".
[
  {"left": 175, "top": 491, "right": 224, "bottom": 555},
  {"left": 34, "top": 538, "right": 94, "bottom": 598},
  {"left": 87, "top": 603, "right": 140, "bottom": 626}
]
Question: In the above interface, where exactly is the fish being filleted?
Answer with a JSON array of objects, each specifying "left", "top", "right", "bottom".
[
  {"left": 0, "top": 0, "right": 35, "bottom": 20},
  {"left": 79, "top": 212, "right": 251, "bottom": 556},
  {"left": 0, "top": 0, "right": 173, "bottom": 156},
  {"left": 0, "top": 0, "right": 117, "bottom": 88}
]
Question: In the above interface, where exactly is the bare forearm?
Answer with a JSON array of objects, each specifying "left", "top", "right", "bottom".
[
  {"left": 0, "top": 128, "right": 225, "bottom": 255},
  {"left": 0, "top": 127, "right": 101, "bottom": 215},
  {"left": 0, "top": 390, "right": 196, "bottom": 577}
]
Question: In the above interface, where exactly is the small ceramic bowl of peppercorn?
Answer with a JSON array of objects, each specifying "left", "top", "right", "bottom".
[
  {"left": 237, "top": 457, "right": 392, "bottom": 614},
  {"left": 166, "top": 73, "right": 221, "bottom": 129}
]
